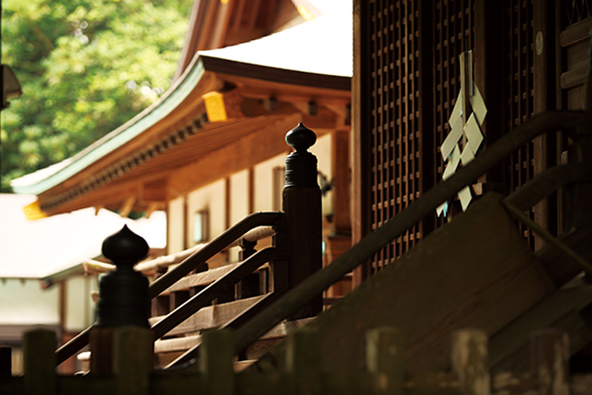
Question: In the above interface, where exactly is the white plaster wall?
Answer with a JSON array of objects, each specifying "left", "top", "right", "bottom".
[
  {"left": 187, "top": 179, "right": 226, "bottom": 243},
  {"left": 310, "top": 133, "right": 333, "bottom": 216},
  {"left": 0, "top": 279, "right": 59, "bottom": 325},
  {"left": 168, "top": 197, "right": 185, "bottom": 254},
  {"left": 64, "top": 275, "right": 96, "bottom": 331},
  {"left": 229, "top": 170, "right": 250, "bottom": 262},
  {"left": 254, "top": 152, "right": 287, "bottom": 212},
  {"left": 230, "top": 170, "right": 250, "bottom": 226}
]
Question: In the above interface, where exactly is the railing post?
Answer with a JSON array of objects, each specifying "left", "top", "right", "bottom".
[
  {"left": 452, "top": 329, "right": 490, "bottom": 395},
  {"left": 366, "top": 327, "right": 404, "bottom": 395},
  {"left": 530, "top": 329, "right": 570, "bottom": 395},
  {"left": 113, "top": 326, "right": 152, "bottom": 395},
  {"left": 286, "top": 327, "right": 322, "bottom": 395},
  {"left": 236, "top": 238, "right": 260, "bottom": 299},
  {"left": 90, "top": 225, "right": 153, "bottom": 375},
  {"left": 0, "top": 346, "right": 11, "bottom": 379},
  {"left": 200, "top": 329, "right": 235, "bottom": 395},
  {"left": 283, "top": 123, "right": 323, "bottom": 319},
  {"left": 23, "top": 329, "right": 56, "bottom": 395}
]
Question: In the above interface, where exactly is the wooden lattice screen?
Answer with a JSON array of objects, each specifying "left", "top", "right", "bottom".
[
  {"left": 354, "top": 0, "right": 475, "bottom": 280},
  {"left": 365, "top": 0, "right": 424, "bottom": 273},
  {"left": 353, "top": 0, "right": 585, "bottom": 284},
  {"left": 502, "top": 0, "right": 538, "bottom": 248}
]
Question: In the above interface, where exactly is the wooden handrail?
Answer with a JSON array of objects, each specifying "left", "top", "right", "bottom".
[
  {"left": 149, "top": 212, "right": 284, "bottom": 298},
  {"left": 55, "top": 211, "right": 285, "bottom": 365},
  {"left": 231, "top": 110, "right": 590, "bottom": 356},
  {"left": 505, "top": 162, "right": 592, "bottom": 211},
  {"left": 83, "top": 226, "right": 276, "bottom": 275}
]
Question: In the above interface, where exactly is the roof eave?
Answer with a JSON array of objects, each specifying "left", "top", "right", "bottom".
[{"left": 11, "top": 57, "right": 209, "bottom": 196}]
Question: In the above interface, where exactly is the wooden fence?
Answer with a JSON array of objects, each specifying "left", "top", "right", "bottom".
[{"left": 2, "top": 326, "right": 592, "bottom": 395}]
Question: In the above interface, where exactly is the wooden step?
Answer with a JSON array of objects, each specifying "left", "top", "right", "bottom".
[
  {"left": 154, "top": 316, "right": 315, "bottom": 367},
  {"left": 150, "top": 295, "right": 268, "bottom": 336},
  {"left": 160, "top": 262, "right": 269, "bottom": 295}
]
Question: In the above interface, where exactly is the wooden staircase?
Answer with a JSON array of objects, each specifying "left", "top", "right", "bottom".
[
  {"left": 2, "top": 112, "right": 592, "bottom": 393},
  {"left": 244, "top": 191, "right": 592, "bottom": 374}
]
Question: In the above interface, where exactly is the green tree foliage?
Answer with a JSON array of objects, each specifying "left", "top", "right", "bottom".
[{"left": 1, "top": 0, "right": 192, "bottom": 191}]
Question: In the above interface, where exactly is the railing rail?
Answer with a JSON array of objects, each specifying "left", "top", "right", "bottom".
[
  {"left": 231, "top": 110, "right": 591, "bottom": 357},
  {"left": 56, "top": 211, "right": 285, "bottom": 365},
  {"left": 149, "top": 212, "right": 285, "bottom": 298},
  {"left": 83, "top": 225, "right": 277, "bottom": 275}
]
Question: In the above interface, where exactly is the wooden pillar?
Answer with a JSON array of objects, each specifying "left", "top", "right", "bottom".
[
  {"left": 23, "top": 329, "right": 56, "bottom": 395},
  {"left": 236, "top": 238, "right": 259, "bottom": 300},
  {"left": 366, "top": 327, "right": 404, "bottom": 395},
  {"left": 113, "top": 326, "right": 152, "bottom": 395},
  {"left": 283, "top": 123, "right": 323, "bottom": 319},
  {"left": 286, "top": 327, "right": 322, "bottom": 395},
  {"left": 452, "top": 329, "right": 490, "bottom": 395},
  {"left": 530, "top": 329, "right": 570, "bottom": 395},
  {"left": 200, "top": 329, "right": 235, "bottom": 395},
  {"left": 90, "top": 225, "right": 152, "bottom": 375},
  {"left": 0, "top": 346, "right": 11, "bottom": 379}
]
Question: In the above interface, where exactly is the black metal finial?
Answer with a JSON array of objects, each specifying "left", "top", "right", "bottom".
[
  {"left": 284, "top": 123, "right": 319, "bottom": 189},
  {"left": 96, "top": 225, "right": 150, "bottom": 328},
  {"left": 285, "top": 123, "right": 317, "bottom": 152}
]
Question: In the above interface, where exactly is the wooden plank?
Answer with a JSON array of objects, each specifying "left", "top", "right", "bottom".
[
  {"left": 165, "top": 263, "right": 241, "bottom": 293},
  {"left": 489, "top": 286, "right": 592, "bottom": 373},
  {"left": 150, "top": 295, "right": 267, "bottom": 336},
  {"left": 560, "top": 60, "right": 589, "bottom": 90},
  {"left": 165, "top": 263, "right": 269, "bottom": 294},
  {"left": 155, "top": 335, "right": 201, "bottom": 354},
  {"left": 536, "top": 226, "right": 592, "bottom": 287},
  {"left": 559, "top": 18, "right": 592, "bottom": 47}
]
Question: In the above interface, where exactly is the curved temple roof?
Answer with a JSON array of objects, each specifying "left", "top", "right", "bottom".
[{"left": 11, "top": 14, "right": 352, "bottom": 204}]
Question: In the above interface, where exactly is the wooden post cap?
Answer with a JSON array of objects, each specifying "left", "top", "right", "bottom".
[
  {"left": 284, "top": 123, "right": 319, "bottom": 189},
  {"left": 285, "top": 122, "right": 317, "bottom": 152},
  {"left": 96, "top": 225, "right": 150, "bottom": 328},
  {"left": 102, "top": 224, "right": 149, "bottom": 267}
]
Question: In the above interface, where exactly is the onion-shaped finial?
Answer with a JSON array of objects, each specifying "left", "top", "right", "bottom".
[
  {"left": 285, "top": 122, "right": 317, "bottom": 152},
  {"left": 102, "top": 225, "right": 149, "bottom": 268},
  {"left": 96, "top": 225, "right": 150, "bottom": 328}
]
